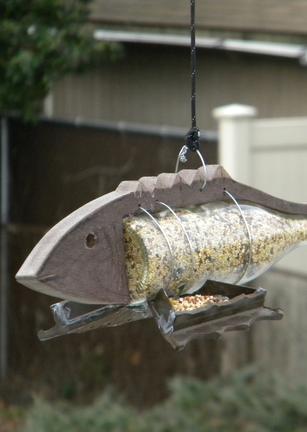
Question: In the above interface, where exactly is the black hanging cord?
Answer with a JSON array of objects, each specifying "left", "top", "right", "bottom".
[
  {"left": 185, "top": 0, "right": 200, "bottom": 153},
  {"left": 190, "top": 0, "right": 197, "bottom": 130},
  {"left": 176, "top": 0, "right": 207, "bottom": 186}
]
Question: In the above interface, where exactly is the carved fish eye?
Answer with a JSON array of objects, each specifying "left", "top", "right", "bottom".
[{"left": 85, "top": 233, "right": 97, "bottom": 248}]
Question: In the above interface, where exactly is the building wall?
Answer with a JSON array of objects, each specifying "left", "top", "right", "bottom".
[
  {"left": 91, "top": 0, "right": 307, "bottom": 36},
  {"left": 52, "top": 45, "right": 307, "bottom": 130}
]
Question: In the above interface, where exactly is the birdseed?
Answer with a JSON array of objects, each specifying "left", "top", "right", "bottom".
[
  {"left": 170, "top": 294, "right": 230, "bottom": 312},
  {"left": 124, "top": 202, "right": 307, "bottom": 301}
]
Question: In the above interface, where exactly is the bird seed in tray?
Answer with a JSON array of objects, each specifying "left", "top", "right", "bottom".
[
  {"left": 170, "top": 294, "right": 230, "bottom": 312},
  {"left": 149, "top": 280, "right": 283, "bottom": 350}
]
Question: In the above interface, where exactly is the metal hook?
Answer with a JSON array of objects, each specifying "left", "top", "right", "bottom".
[
  {"left": 175, "top": 145, "right": 207, "bottom": 190},
  {"left": 223, "top": 189, "right": 253, "bottom": 284}
]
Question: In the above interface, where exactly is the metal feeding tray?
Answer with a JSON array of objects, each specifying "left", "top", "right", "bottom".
[
  {"left": 149, "top": 280, "right": 283, "bottom": 350},
  {"left": 38, "top": 279, "right": 283, "bottom": 349}
]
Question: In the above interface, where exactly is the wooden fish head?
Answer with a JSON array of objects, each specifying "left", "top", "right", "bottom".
[{"left": 15, "top": 165, "right": 222, "bottom": 304}]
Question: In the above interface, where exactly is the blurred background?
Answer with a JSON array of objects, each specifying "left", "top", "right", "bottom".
[{"left": 2, "top": 1, "right": 307, "bottom": 431}]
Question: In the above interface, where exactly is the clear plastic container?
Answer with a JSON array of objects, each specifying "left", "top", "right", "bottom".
[{"left": 124, "top": 202, "right": 307, "bottom": 301}]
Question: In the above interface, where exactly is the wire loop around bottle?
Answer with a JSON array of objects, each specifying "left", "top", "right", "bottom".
[
  {"left": 139, "top": 206, "right": 174, "bottom": 258},
  {"left": 223, "top": 189, "right": 253, "bottom": 284},
  {"left": 139, "top": 206, "right": 177, "bottom": 295},
  {"left": 157, "top": 201, "right": 195, "bottom": 277}
]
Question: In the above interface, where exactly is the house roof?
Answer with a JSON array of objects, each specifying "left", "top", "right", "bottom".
[{"left": 94, "top": 29, "right": 307, "bottom": 62}]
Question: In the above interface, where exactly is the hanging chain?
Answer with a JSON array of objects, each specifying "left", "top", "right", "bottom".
[{"left": 180, "top": 0, "right": 200, "bottom": 163}]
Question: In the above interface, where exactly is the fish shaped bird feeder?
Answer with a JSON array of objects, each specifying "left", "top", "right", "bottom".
[
  {"left": 18, "top": 163, "right": 307, "bottom": 349},
  {"left": 16, "top": 0, "right": 305, "bottom": 349}
]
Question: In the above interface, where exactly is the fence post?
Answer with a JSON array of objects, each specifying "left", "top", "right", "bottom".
[
  {"left": 212, "top": 104, "right": 257, "bottom": 375},
  {"left": 0, "top": 117, "right": 9, "bottom": 381},
  {"left": 213, "top": 104, "right": 257, "bottom": 185}
]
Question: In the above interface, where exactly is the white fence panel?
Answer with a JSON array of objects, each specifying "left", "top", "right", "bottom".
[
  {"left": 214, "top": 105, "right": 307, "bottom": 383},
  {"left": 214, "top": 106, "right": 307, "bottom": 276}
]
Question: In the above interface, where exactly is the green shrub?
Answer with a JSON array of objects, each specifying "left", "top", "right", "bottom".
[
  {"left": 22, "top": 391, "right": 138, "bottom": 432},
  {"left": 22, "top": 369, "right": 307, "bottom": 432},
  {"left": 0, "top": 0, "right": 123, "bottom": 121}
]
